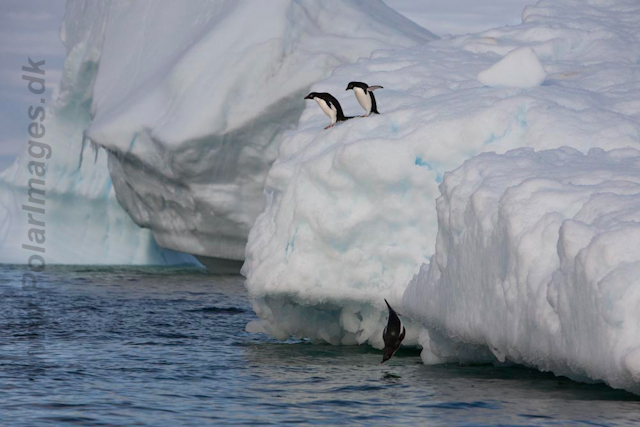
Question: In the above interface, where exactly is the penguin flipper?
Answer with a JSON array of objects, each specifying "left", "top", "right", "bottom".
[
  {"left": 399, "top": 326, "right": 406, "bottom": 343},
  {"left": 370, "top": 92, "right": 380, "bottom": 115},
  {"left": 368, "top": 85, "right": 383, "bottom": 91}
]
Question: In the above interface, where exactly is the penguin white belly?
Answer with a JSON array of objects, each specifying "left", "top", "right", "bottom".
[
  {"left": 315, "top": 98, "right": 337, "bottom": 124},
  {"left": 354, "top": 87, "right": 372, "bottom": 114}
]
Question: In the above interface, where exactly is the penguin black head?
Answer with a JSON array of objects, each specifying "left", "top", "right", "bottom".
[
  {"left": 346, "top": 81, "right": 367, "bottom": 91},
  {"left": 382, "top": 346, "right": 396, "bottom": 364}
]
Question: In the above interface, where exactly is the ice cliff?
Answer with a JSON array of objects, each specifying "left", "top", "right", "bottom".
[
  {"left": 243, "top": 0, "right": 640, "bottom": 392},
  {"left": 405, "top": 147, "right": 640, "bottom": 393}
]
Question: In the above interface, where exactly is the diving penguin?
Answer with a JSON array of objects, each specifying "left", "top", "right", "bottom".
[
  {"left": 381, "top": 299, "right": 405, "bottom": 363},
  {"left": 304, "top": 92, "right": 352, "bottom": 129},
  {"left": 346, "top": 81, "right": 383, "bottom": 116}
]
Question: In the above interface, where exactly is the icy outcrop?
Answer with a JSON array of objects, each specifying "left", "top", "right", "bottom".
[
  {"left": 83, "top": 0, "right": 435, "bottom": 262},
  {"left": 477, "top": 47, "right": 547, "bottom": 88},
  {"left": 243, "top": 0, "right": 640, "bottom": 350},
  {"left": 0, "top": 1, "right": 191, "bottom": 265},
  {"left": 404, "top": 147, "right": 640, "bottom": 393}
]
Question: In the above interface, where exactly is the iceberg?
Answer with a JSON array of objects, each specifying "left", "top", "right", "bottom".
[
  {"left": 404, "top": 147, "right": 640, "bottom": 393},
  {"left": 243, "top": 0, "right": 640, "bottom": 371},
  {"left": 0, "top": 0, "right": 434, "bottom": 266},
  {"left": 83, "top": 0, "right": 435, "bottom": 264}
]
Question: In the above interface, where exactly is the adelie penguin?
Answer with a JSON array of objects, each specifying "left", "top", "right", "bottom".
[
  {"left": 304, "top": 92, "right": 352, "bottom": 129},
  {"left": 346, "top": 81, "right": 383, "bottom": 117},
  {"left": 381, "top": 299, "right": 406, "bottom": 363}
]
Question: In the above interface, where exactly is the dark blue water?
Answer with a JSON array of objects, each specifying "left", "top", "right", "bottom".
[{"left": 1, "top": 265, "right": 639, "bottom": 426}]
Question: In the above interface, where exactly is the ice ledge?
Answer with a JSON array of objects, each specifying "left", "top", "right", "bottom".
[{"left": 404, "top": 147, "right": 640, "bottom": 394}]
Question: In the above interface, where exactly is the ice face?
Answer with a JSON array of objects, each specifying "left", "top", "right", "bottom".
[
  {"left": 82, "top": 0, "right": 435, "bottom": 262},
  {"left": 243, "top": 0, "right": 640, "bottom": 360},
  {"left": 404, "top": 147, "right": 640, "bottom": 394}
]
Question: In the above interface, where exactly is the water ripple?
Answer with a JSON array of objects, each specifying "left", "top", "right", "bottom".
[{"left": 0, "top": 266, "right": 638, "bottom": 426}]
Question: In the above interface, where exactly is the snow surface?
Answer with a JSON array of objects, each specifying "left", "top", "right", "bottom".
[
  {"left": 83, "top": 0, "right": 435, "bottom": 261},
  {"left": 243, "top": 0, "right": 640, "bottom": 382},
  {"left": 0, "top": 1, "right": 191, "bottom": 265},
  {"left": 404, "top": 147, "right": 640, "bottom": 393}
]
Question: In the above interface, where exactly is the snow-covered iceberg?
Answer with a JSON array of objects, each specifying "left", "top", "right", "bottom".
[
  {"left": 243, "top": 0, "right": 640, "bottom": 358},
  {"left": 83, "top": 0, "right": 434, "bottom": 263},
  {"left": 404, "top": 147, "right": 640, "bottom": 393},
  {"left": 0, "top": 0, "right": 434, "bottom": 266}
]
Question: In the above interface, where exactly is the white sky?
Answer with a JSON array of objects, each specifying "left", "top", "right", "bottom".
[{"left": 0, "top": 0, "right": 536, "bottom": 173}]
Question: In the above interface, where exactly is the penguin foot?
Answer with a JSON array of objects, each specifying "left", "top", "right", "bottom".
[{"left": 324, "top": 124, "right": 335, "bottom": 129}]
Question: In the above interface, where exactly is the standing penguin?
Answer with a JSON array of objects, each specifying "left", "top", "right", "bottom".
[
  {"left": 346, "top": 81, "right": 383, "bottom": 117},
  {"left": 381, "top": 299, "right": 406, "bottom": 363},
  {"left": 304, "top": 92, "right": 352, "bottom": 129}
]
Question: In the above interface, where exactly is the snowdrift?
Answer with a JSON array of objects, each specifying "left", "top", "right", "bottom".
[
  {"left": 243, "top": 0, "right": 640, "bottom": 361},
  {"left": 404, "top": 147, "right": 640, "bottom": 393},
  {"left": 84, "top": 0, "right": 434, "bottom": 262}
]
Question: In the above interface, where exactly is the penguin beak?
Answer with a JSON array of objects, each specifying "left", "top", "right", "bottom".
[
  {"left": 304, "top": 94, "right": 313, "bottom": 100},
  {"left": 345, "top": 86, "right": 351, "bottom": 91}
]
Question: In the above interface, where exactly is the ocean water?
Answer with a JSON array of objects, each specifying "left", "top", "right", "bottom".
[{"left": 1, "top": 265, "right": 639, "bottom": 426}]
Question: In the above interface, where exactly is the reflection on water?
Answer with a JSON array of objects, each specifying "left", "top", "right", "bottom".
[{"left": 0, "top": 265, "right": 638, "bottom": 426}]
